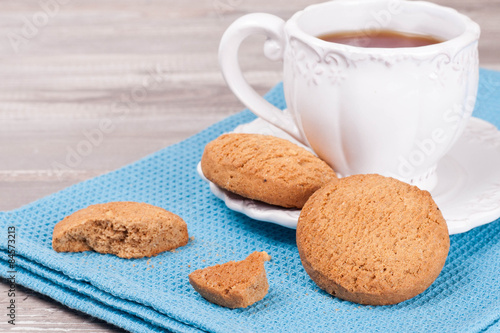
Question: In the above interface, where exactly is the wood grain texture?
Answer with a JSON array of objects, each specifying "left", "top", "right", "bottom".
[{"left": 0, "top": 0, "right": 499, "bottom": 331}]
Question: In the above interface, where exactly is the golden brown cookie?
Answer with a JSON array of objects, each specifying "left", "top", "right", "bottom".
[
  {"left": 296, "top": 174, "right": 449, "bottom": 305},
  {"left": 189, "top": 251, "right": 271, "bottom": 308},
  {"left": 52, "top": 202, "right": 188, "bottom": 259},
  {"left": 201, "top": 133, "right": 337, "bottom": 208}
]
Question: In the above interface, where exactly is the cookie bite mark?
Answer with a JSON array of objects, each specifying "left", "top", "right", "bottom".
[
  {"left": 52, "top": 202, "right": 189, "bottom": 259},
  {"left": 189, "top": 251, "right": 271, "bottom": 308},
  {"left": 201, "top": 133, "right": 337, "bottom": 208}
]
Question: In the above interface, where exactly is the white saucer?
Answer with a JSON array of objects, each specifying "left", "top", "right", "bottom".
[{"left": 197, "top": 116, "right": 500, "bottom": 235}]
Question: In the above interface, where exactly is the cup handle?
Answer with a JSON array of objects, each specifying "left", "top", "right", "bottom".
[{"left": 219, "top": 13, "right": 305, "bottom": 143}]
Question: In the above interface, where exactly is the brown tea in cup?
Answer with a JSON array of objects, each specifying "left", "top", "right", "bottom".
[{"left": 318, "top": 30, "right": 444, "bottom": 48}]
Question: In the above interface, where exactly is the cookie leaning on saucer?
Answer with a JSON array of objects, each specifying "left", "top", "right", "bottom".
[
  {"left": 296, "top": 174, "right": 450, "bottom": 305},
  {"left": 52, "top": 202, "right": 189, "bottom": 259},
  {"left": 201, "top": 133, "right": 337, "bottom": 208}
]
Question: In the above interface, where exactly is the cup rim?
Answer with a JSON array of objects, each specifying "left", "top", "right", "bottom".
[{"left": 286, "top": 0, "right": 480, "bottom": 55}]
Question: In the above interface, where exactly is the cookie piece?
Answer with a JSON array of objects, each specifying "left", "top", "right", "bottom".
[
  {"left": 52, "top": 202, "right": 188, "bottom": 259},
  {"left": 201, "top": 133, "right": 337, "bottom": 208},
  {"left": 189, "top": 251, "right": 271, "bottom": 308},
  {"left": 297, "top": 174, "right": 449, "bottom": 305}
]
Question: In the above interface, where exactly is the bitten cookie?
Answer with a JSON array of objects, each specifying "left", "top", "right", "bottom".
[
  {"left": 201, "top": 133, "right": 337, "bottom": 208},
  {"left": 52, "top": 202, "right": 189, "bottom": 259},
  {"left": 296, "top": 174, "right": 450, "bottom": 305},
  {"left": 189, "top": 251, "right": 271, "bottom": 308}
]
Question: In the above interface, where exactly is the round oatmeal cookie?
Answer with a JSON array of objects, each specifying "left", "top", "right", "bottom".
[
  {"left": 296, "top": 174, "right": 449, "bottom": 305},
  {"left": 201, "top": 133, "right": 337, "bottom": 209}
]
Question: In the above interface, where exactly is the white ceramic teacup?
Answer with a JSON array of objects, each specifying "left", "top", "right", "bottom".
[{"left": 219, "top": 0, "right": 480, "bottom": 190}]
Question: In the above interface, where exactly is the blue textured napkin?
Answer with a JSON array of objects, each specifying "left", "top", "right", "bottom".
[{"left": 1, "top": 69, "right": 500, "bottom": 333}]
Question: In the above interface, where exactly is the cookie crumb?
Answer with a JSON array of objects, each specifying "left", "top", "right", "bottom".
[{"left": 189, "top": 252, "right": 271, "bottom": 308}]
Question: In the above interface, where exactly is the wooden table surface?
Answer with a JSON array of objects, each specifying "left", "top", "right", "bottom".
[{"left": 1, "top": 0, "right": 499, "bottom": 332}]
